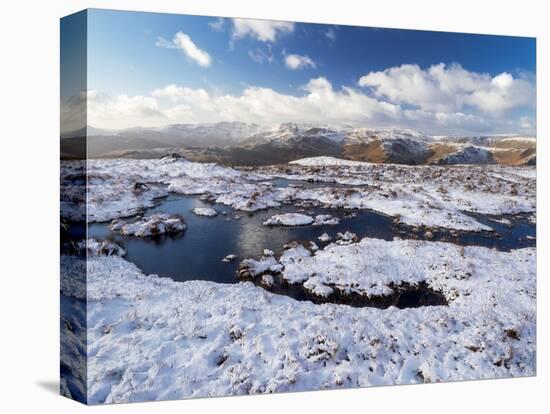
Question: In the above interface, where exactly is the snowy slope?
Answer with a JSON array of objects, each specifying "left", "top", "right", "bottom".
[{"left": 59, "top": 237, "right": 535, "bottom": 403}]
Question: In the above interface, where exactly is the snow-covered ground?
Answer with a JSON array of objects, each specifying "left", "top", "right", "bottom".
[
  {"left": 59, "top": 155, "right": 536, "bottom": 403},
  {"left": 60, "top": 156, "right": 535, "bottom": 232},
  {"left": 257, "top": 156, "right": 535, "bottom": 231},
  {"left": 60, "top": 233, "right": 535, "bottom": 403},
  {"left": 290, "top": 156, "right": 370, "bottom": 167}
]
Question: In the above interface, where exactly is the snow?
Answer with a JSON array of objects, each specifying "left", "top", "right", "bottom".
[
  {"left": 263, "top": 213, "right": 339, "bottom": 227},
  {"left": 275, "top": 237, "right": 534, "bottom": 299},
  {"left": 318, "top": 233, "right": 332, "bottom": 242},
  {"left": 192, "top": 207, "right": 218, "bottom": 217},
  {"left": 61, "top": 157, "right": 535, "bottom": 232},
  {"left": 263, "top": 213, "right": 315, "bottom": 227},
  {"left": 61, "top": 242, "right": 535, "bottom": 403},
  {"left": 222, "top": 254, "right": 238, "bottom": 263},
  {"left": 290, "top": 156, "right": 370, "bottom": 167},
  {"left": 239, "top": 255, "right": 283, "bottom": 277},
  {"left": 313, "top": 214, "right": 340, "bottom": 226},
  {"left": 260, "top": 274, "right": 274, "bottom": 288},
  {"left": 258, "top": 161, "right": 535, "bottom": 231},
  {"left": 78, "top": 239, "right": 126, "bottom": 257},
  {"left": 432, "top": 144, "right": 493, "bottom": 165},
  {"left": 110, "top": 213, "right": 186, "bottom": 237},
  {"left": 336, "top": 231, "right": 358, "bottom": 245},
  {"left": 303, "top": 277, "right": 334, "bottom": 298}
]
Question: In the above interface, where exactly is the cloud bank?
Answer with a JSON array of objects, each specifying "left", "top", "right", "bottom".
[
  {"left": 359, "top": 63, "right": 534, "bottom": 114},
  {"left": 84, "top": 63, "right": 535, "bottom": 136}
]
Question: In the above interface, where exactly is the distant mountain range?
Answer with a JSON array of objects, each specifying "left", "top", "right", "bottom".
[{"left": 60, "top": 122, "right": 536, "bottom": 166}]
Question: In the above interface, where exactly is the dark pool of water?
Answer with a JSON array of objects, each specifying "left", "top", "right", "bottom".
[
  {"left": 85, "top": 179, "right": 535, "bottom": 307},
  {"left": 88, "top": 194, "right": 396, "bottom": 284}
]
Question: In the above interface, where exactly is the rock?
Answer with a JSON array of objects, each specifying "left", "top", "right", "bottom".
[
  {"left": 336, "top": 231, "right": 358, "bottom": 245},
  {"left": 261, "top": 274, "right": 274, "bottom": 288},
  {"left": 318, "top": 233, "right": 332, "bottom": 242},
  {"left": 313, "top": 214, "right": 340, "bottom": 226},
  {"left": 192, "top": 207, "right": 218, "bottom": 217},
  {"left": 109, "top": 213, "right": 186, "bottom": 237},
  {"left": 308, "top": 241, "right": 319, "bottom": 252},
  {"left": 263, "top": 213, "right": 315, "bottom": 227}
]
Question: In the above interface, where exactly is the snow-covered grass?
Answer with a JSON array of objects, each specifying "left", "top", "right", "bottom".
[
  {"left": 58, "top": 239, "right": 535, "bottom": 403},
  {"left": 58, "top": 154, "right": 536, "bottom": 404},
  {"left": 257, "top": 157, "right": 535, "bottom": 231},
  {"left": 61, "top": 157, "right": 534, "bottom": 232},
  {"left": 109, "top": 213, "right": 186, "bottom": 237},
  {"left": 275, "top": 237, "right": 533, "bottom": 299}
]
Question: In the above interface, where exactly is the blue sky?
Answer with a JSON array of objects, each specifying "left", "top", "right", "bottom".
[{"left": 77, "top": 8, "right": 536, "bottom": 135}]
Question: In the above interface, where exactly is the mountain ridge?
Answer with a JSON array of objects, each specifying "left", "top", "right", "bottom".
[{"left": 60, "top": 122, "right": 536, "bottom": 166}]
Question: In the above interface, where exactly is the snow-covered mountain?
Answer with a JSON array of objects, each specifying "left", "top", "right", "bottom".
[
  {"left": 97, "top": 122, "right": 267, "bottom": 147},
  {"left": 62, "top": 122, "right": 536, "bottom": 166}
]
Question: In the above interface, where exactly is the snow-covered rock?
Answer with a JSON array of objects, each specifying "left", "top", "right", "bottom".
[
  {"left": 222, "top": 254, "right": 238, "bottom": 263},
  {"left": 303, "top": 276, "right": 334, "bottom": 298},
  {"left": 336, "top": 231, "right": 358, "bottom": 245},
  {"left": 262, "top": 213, "right": 339, "bottom": 227},
  {"left": 238, "top": 255, "right": 283, "bottom": 279},
  {"left": 313, "top": 214, "right": 340, "bottom": 226},
  {"left": 318, "top": 233, "right": 332, "bottom": 242},
  {"left": 263, "top": 213, "right": 315, "bottom": 227},
  {"left": 77, "top": 238, "right": 126, "bottom": 257},
  {"left": 192, "top": 207, "right": 218, "bottom": 217},
  {"left": 110, "top": 213, "right": 186, "bottom": 237},
  {"left": 260, "top": 274, "right": 275, "bottom": 288}
]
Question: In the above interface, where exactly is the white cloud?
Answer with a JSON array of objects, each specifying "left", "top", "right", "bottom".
[
  {"left": 248, "top": 46, "right": 274, "bottom": 64},
  {"left": 232, "top": 18, "right": 294, "bottom": 42},
  {"left": 284, "top": 53, "right": 316, "bottom": 70},
  {"left": 87, "top": 92, "right": 165, "bottom": 129},
  {"left": 325, "top": 27, "right": 336, "bottom": 42},
  {"left": 89, "top": 78, "right": 400, "bottom": 129},
  {"left": 87, "top": 67, "right": 535, "bottom": 135},
  {"left": 359, "top": 63, "right": 535, "bottom": 114},
  {"left": 156, "top": 32, "right": 212, "bottom": 67},
  {"left": 208, "top": 17, "right": 225, "bottom": 32}
]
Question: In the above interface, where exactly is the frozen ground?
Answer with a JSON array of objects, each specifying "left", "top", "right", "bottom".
[
  {"left": 61, "top": 156, "right": 535, "bottom": 232},
  {"left": 60, "top": 234, "right": 535, "bottom": 403}
]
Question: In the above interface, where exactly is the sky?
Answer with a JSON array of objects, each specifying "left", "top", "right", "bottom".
[{"left": 71, "top": 8, "right": 536, "bottom": 135}]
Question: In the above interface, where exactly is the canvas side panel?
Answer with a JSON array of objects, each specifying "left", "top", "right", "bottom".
[{"left": 60, "top": 9, "right": 88, "bottom": 404}]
